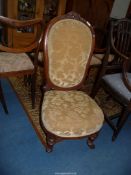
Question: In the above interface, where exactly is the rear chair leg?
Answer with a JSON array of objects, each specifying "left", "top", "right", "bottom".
[
  {"left": 31, "top": 74, "right": 36, "bottom": 109},
  {"left": 112, "top": 107, "right": 130, "bottom": 141},
  {"left": 0, "top": 81, "right": 8, "bottom": 114}
]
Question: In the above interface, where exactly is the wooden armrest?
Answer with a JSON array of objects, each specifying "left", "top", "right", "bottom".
[{"left": 0, "top": 16, "right": 42, "bottom": 28}]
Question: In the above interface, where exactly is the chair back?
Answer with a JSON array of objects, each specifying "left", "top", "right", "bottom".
[
  {"left": 111, "top": 19, "right": 131, "bottom": 64},
  {"left": 111, "top": 19, "right": 131, "bottom": 59},
  {"left": 0, "top": 16, "right": 42, "bottom": 53},
  {"left": 102, "top": 18, "right": 131, "bottom": 73},
  {"left": 44, "top": 12, "right": 95, "bottom": 90}
]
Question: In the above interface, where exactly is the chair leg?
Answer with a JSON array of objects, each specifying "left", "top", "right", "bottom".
[
  {"left": 90, "top": 71, "right": 103, "bottom": 98},
  {"left": 104, "top": 114, "right": 117, "bottom": 131},
  {"left": 112, "top": 107, "right": 130, "bottom": 141},
  {"left": 31, "top": 74, "right": 36, "bottom": 109},
  {"left": 90, "top": 79, "right": 102, "bottom": 98},
  {"left": 24, "top": 75, "right": 31, "bottom": 86},
  {"left": 0, "top": 81, "right": 8, "bottom": 114},
  {"left": 46, "top": 134, "right": 56, "bottom": 153},
  {"left": 90, "top": 66, "right": 106, "bottom": 98},
  {"left": 87, "top": 132, "right": 98, "bottom": 149}
]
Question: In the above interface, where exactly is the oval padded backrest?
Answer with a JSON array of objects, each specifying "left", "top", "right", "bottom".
[{"left": 47, "top": 19, "right": 93, "bottom": 88}]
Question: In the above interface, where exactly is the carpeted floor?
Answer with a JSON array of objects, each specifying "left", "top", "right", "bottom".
[
  {"left": 0, "top": 79, "right": 131, "bottom": 175},
  {"left": 9, "top": 67, "right": 122, "bottom": 144},
  {"left": 9, "top": 68, "right": 46, "bottom": 143}
]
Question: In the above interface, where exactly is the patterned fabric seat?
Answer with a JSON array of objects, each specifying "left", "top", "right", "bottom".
[
  {"left": 90, "top": 54, "right": 114, "bottom": 66},
  {"left": 42, "top": 90, "right": 104, "bottom": 137},
  {"left": 0, "top": 52, "right": 34, "bottom": 73}
]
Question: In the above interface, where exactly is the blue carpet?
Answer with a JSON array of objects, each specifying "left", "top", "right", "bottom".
[{"left": 0, "top": 79, "right": 131, "bottom": 175}]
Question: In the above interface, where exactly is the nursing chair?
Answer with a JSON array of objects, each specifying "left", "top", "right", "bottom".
[
  {"left": 39, "top": 12, "right": 104, "bottom": 152},
  {"left": 91, "top": 18, "right": 131, "bottom": 141},
  {"left": 0, "top": 16, "right": 42, "bottom": 112}
]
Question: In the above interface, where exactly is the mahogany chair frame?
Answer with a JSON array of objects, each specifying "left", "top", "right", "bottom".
[
  {"left": 39, "top": 12, "right": 101, "bottom": 152},
  {"left": 0, "top": 16, "right": 42, "bottom": 111}
]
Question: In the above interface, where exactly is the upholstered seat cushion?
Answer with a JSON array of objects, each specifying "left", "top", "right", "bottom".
[
  {"left": 42, "top": 90, "right": 104, "bottom": 137},
  {"left": 90, "top": 54, "right": 114, "bottom": 66},
  {"left": 102, "top": 73, "right": 131, "bottom": 103},
  {"left": 0, "top": 52, "right": 34, "bottom": 73}
]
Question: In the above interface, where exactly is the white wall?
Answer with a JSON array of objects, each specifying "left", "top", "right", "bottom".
[{"left": 110, "top": 0, "right": 131, "bottom": 19}]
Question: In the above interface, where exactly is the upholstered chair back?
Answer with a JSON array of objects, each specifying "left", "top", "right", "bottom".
[{"left": 44, "top": 13, "right": 95, "bottom": 89}]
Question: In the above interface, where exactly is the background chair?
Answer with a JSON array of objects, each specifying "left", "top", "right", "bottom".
[
  {"left": 91, "top": 18, "right": 131, "bottom": 140},
  {"left": 87, "top": 26, "right": 115, "bottom": 90},
  {"left": 89, "top": 27, "right": 107, "bottom": 67},
  {"left": 91, "top": 19, "right": 131, "bottom": 96},
  {"left": 0, "top": 16, "right": 42, "bottom": 112},
  {"left": 39, "top": 12, "right": 104, "bottom": 152}
]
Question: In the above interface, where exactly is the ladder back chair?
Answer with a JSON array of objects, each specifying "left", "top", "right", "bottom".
[{"left": 91, "top": 18, "right": 131, "bottom": 141}]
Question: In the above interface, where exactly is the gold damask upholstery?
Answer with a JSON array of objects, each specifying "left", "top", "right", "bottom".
[
  {"left": 42, "top": 90, "right": 104, "bottom": 137},
  {"left": 48, "top": 19, "right": 92, "bottom": 88},
  {"left": 40, "top": 12, "right": 104, "bottom": 152},
  {"left": 90, "top": 54, "right": 114, "bottom": 66},
  {"left": 0, "top": 52, "right": 34, "bottom": 73}
]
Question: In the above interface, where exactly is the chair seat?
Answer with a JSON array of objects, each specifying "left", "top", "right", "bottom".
[
  {"left": 102, "top": 73, "right": 131, "bottom": 103},
  {"left": 0, "top": 52, "right": 34, "bottom": 73},
  {"left": 42, "top": 90, "right": 104, "bottom": 137},
  {"left": 90, "top": 54, "right": 114, "bottom": 66}
]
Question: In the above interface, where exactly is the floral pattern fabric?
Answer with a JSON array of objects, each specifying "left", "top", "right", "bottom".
[
  {"left": 0, "top": 52, "right": 34, "bottom": 73},
  {"left": 42, "top": 90, "right": 104, "bottom": 137},
  {"left": 90, "top": 54, "right": 114, "bottom": 66},
  {"left": 48, "top": 19, "right": 92, "bottom": 88}
]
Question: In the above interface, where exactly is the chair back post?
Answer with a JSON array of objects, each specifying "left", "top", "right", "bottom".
[{"left": 122, "top": 58, "right": 131, "bottom": 91}]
